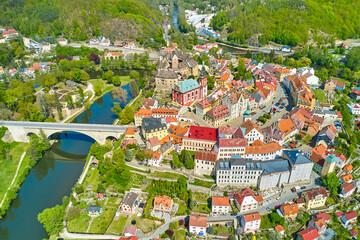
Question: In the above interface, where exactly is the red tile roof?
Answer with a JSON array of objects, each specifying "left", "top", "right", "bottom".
[
  {"left": 245, "top": 142, "right": 282, "bottom": 154},
  {"left": 344, "top": 211, "right": 358, "bottom": 220},
  {"left": 303, "top": 188, "right": 327, "bottom": 200},
  {"left": 241, "top": 119, "right": 263, "bottom": 135},
  {"left": 235, "top": 188, "right": 262, "bottom": 206},
  {"left": 349, "top": 229, "right": 358, "bottom": 237},
  {"left": 194, "top": 151, "right": 217, "bottom": 162},
  {"left": 315, "top": 212, "right": 331, "bottom": 221},
  {"left": 189, "top": 214, "right": 207, "bottom": 227},
  {"left": 184, "top": 126, "right": 218, "bottom": 142},
  {"left": 219, "top": 138, "right": 246, "bottom": 147},
  {"left": 212, "top": 197, "right": 229, "bottom": 206},
  {"left": 125, "top": 127, "right": 135, "bottom": 135},
  {"left": 342, "top": 182, "right": 355, "bottom": 194},
  {"left": 243, "top": 212, "right": 261, "bottom": 222},
  {"left": 297, "top": 227, "right": 320, "bottom": 240},
  {"left": 154, "top": 195, "right": 172, "bottom": 208},
  {"left": 281, "top": 203, "right": 299, "bottom": 216}
]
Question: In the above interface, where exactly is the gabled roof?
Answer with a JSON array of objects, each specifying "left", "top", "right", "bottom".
[
  {"left": 174, "top": 78, "right": 200, "bottom": 93},
  {"left": 245, "top": 142, "right": 282, "bottom": 155},
  {"left": 125, "top": 127, "right": 135, "bottom": 136},
  {"left": 235, "top": 188, "right": 262, "bottom": 206},
  {"left": 189, "top": 214, "right": 207, "bottom": 227},
  {"left": 342, "top": 183, "right": 355, "bottom": 194},
  {"left": 184, "top": 126, "right": 218, "bottom": 142},
  {"left": 240, "top": 119, "right": 263, "bottom": 136},
  {"left": 242, "top": 212, "right": 261, "bottom": 222},
  {"left": 303, "top": 188, "right": 327, "bottom": 200},
  {"left": 281, "top": 203, "right": 299, "bottom": 216},
  {"left": 195, "top": 151, "right": 217, "bottom": 162},
  {"left": 219, "top": 138, "right": 246, "bottom": 147},
  {"left": 278, "top": 118, "right": 297, "bottom": 135},
  {"left": 154, "top": 195, "right": 172, "bottom": 208},
  {"left": 343, "top": 211, "right": 358, "bottom": 220},
  {"left": 275, "top": 225, "right": 285, "bottom": 233},
  {"left": 297, "top": 227, "right": 320, "bottom": 240},
  {"left": 212, "top": 196, "right": 229, "bottom": 206},
  {"left": 315, "top": 212, "right": 331, "bottom": 221}
]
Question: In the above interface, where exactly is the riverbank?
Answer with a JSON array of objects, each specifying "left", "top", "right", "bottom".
[
  {"left": 0, "top": 142, "right": 31, "bottom": 218},
  {"left": 64, "top": 80, "right": 116, "bottom": 123}
]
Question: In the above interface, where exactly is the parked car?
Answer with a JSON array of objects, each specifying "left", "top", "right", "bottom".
[
  {"left": 274, "top": 205, "right": 280, "bottom": 209},
  {"left": 266, "top": 207, "right": 272, "bottom": 211},
  {"left": 301, "top": 186, "right": 306, "bottom": 190}
]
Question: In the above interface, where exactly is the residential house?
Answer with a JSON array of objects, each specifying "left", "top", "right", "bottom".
[
  {"left": 295, "top": 198, "right": 306, "bottom": 209},
  {"left": 204, "top": 104, "right": 230, "bottom": 127},
  {"left": 134, "top": 108, "right": 152, "bottom": 126},
  {"left": 88, "top": 206, "right": 102, "bottom": 217},
  {"left": 159, "top": 142, "right": 173, "bottom": 158},
  {"left": 153, "top": 195, "right": 173, "bottom": 213},
  {"left": 211, "top": 196, "right": 230, "bottom": 214},
  {"left": 240, "top": 212, "right": 261, "bottom": 233},
  {"left": 222, "top": 90, "right": 249, "bottom": 121},
  {"left": 56, "top": 38, "right": 68, "bottom": 46},
  {"left": 297, "top": 227, "right": 320, "bottom": 240},
  {"left": 152, "top": 108, "right": 179, "bottom": 119},
  {"left": 325, "top": 79, "right": 345, "bottom": 92},
  {"left": 2, "top": 29, "right": 18, "bottom": 39},
  {"left": 240, "top": 120, "right": 264, "bottom": 144},
  {"left": 147, "top": 151, "right": 163, "bottom": 166},
  {"left": 194, "top": 151, "right": 217, "bottom": 176},
  {"left": 302, "top": 73, "right": 319, "bottom": 86},
  {"left": 315, "top": 212, "right": 331, "bottom": 224},
  {"left": 215, "top": 138, "right": 246, "bottom": 159},
  {"left": 234, "top": 188, "right": 263, "bottom": 213},
  {"left": 277, "top": 118, "right": 299, "bottom": 143},
  {"left": 142, "top": 98, "right": 158, "bottom": 110},
  {"left": 350, "top": 88, "right": 360, "bottom": 100},
  {"left": 104, "top": 52, "right": 121, "bottom": 60},
  {"left": 125, "top": 127, "right": 136, "bottom": 139},
  {"left": 340, "top": 173, "right": 353, "bottom": 184},
  {"left": 340, "top": 211, "right": 358, "bottom": 226},
  {"left": 301, "top": 188, "right": 328, "bottom": 210},
  {"left": 141, "top": 118, "right": 168, "bottom": 141},
  {"left": 308, "top": 218, "right": 327, "bottom": 234},
  {"left": 41, "top": 42, "right": 51, "bottom": 53},
  {"left": 280, "top": 203, "right": 299, "bottom": 220},
  {"left": 275, "top": 225, "right": 285, "bottom": 236},
  {"left": 347, "top": 103, "right": 360, "bottom": 115},
  {"left": 147, "top": 137, "right": 161, "bottom": 151},
  {"left": 344, "top": 163, "right": 353, "bottom": 173},
  {"left": 120, "top": 192, "right": 138, "bottom": 213},
  {"left": 189, "top": 214, "right": 207, "bottom": 237},
  {"left": 349, "top": 229, "right": 358, "bottom": 239},
  {"left": 262, "top": 125, "right": 285, "bottom": 145},
  {"left": 340, "top": 183, "right": 355, "bottom": 198},
  {"left": 275, "top": 68, "right": 291, "bottom": 82},
  {"left": 183, "top": 126, "right": 218, "bottom": 151}
]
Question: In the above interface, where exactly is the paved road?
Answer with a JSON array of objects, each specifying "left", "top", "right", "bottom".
[
  {"left": 68, "top": 43, "right": 160, "bottom": 60},
  {"left": 0, "top": 121, "right": 134, "bottom": 131},
  {"left": 251, "top": 81, "right": 287, "bottom": 121}
]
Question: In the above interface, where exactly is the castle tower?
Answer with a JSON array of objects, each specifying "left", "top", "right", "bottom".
[
  {"left": 172, "top": 54, "right": 178, "bottom": 69},
  {"left": 198, "top": 61, "right": 208, "bottom": 98}
]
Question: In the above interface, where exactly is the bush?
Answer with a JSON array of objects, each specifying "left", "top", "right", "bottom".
[{"left": 207, "top": 226, "right": 215, "bottom": 234}]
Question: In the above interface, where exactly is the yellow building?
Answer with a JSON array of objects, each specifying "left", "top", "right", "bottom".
[
  {"left": 141, "top": 118, "right": 168, "bottom": 141},
  {"left": 134, "top": 108, "right": 152, "bottom": 126},
  {"left": 301, "top": 188, "right": 328, "bottom": 210}
]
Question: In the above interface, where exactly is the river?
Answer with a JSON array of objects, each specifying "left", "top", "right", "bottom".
[{"left": 0, "top": 83, "right": 135, "bottom": 240}]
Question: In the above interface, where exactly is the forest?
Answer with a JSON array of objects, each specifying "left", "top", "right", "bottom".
[
  {"left": 0, "top": 0, "right": 165, "bottom": 44},
  {"left": 210, "top": 0, "right": 360, "bottom": 46}
]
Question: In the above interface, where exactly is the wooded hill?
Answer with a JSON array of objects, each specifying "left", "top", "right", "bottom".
[
  {"left": 0, "top": 0, "right": 165, "bottom": 44},
  {"left": 210, "top": 0, "right": 360, "bottom": 46}
]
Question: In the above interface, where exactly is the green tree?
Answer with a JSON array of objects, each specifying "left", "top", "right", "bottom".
[
  {"left": 207, "top": 75, "right": 215, "bottom": 90},
  {"left": 111, "top": 102, "right": 122, "bottom": 118},
  {"left": 77, "top": 86, "right": 85, "bottom": 102},
  {"left": 119, "top": 106, "right": 134, "bottom": 124},
  {"left": 58, "top": 59, "right": 72, "bottom": 72},
  {"left": 94, "top": 85, "right": 102, "bottom": 96},
  {"left": 102, "top": 70, "right": 114, "bottom": 83},
  {"left": 125, "top": 149, "right": 133, "bottom": 162},
  {"left": 39, "top": 94, "right": 51, "bottom": 120},
  {"left": 207, "top": 226, "right": 215, "bottom": 234},
  {"left": 38, "top": 205, "right": 65, "bottom": 235},
  {"left": 322, "top": 172, "right": 340, "bottom": 196},
  {"left": 65, "top": 93, "right": 74, "bottom": 109},
  {"left": 113, "top": 76, "right": 121, "bottom": 86},
  {"left": 129, "top": 70, "right": 140, "bottom": 80},
  {"left": 171, "top": 152, "right": 183, "bottom": 168},
  {"left": 129, "top": 80, "right": 139, "bottom": 96}
]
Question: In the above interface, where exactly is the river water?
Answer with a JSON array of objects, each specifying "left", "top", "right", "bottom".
[{"left": 0, "top": 83, "right": 135, "bottom": 240}]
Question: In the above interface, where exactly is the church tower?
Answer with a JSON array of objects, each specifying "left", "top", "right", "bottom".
[
  {"left": 243, "top": 103, "right": 252, "bottom": 122},
  {"left": 198, "top": 61, "right": 208, "bottom": 98}
]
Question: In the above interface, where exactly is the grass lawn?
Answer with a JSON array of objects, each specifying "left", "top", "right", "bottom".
[
  {"left": 0, "top": 142, "right": 30, "bottom": 202},
  {"left": 193, "top": 203, "right": 210, "bottom": 214},
  {"left": 67, "top": 214, "right": 92, "bottom": 233},
  {"left": 112, "top": 172, "right": 149, "bottom": 193},
  {"left": 174, "top": 199, "right": 188, "bottom": 215},
  {"left": 83, "top": 168, "right": 99, "bottom": 191},
  {"left": 106, "top": 216, "right": 128, "bottom": 235},
  {"left": 89, "top": 79, "right": 106, "bottom": 91},
  {"left": 119, "top": 76, "right": 132, "bottom": 86},
  {"left": 173, "top": 229, "right": 187, "bottom": 240},
  {"left": 150, "top": 171, "right": 185, "bottom": 180},
  {"left": 191, "top": 179, "right": 214, "bottom": 189},
  {"left": 88, "top": 206, "right": 117, "bottom": 234},
  {"left": 128, "top": 215, "right": 158, "bottom": 233},
  {"left": 312, "top": 89, "right": 327, "bottom": 103}
]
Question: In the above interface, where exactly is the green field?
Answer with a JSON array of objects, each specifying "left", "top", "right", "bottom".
[
  {"left": 119, "top": 76, "right": 132, "bottom": 86},
  {"left": 191, "top": 179, "right": 215, "bottom": 189},
  {"left": 312, "top": 89, "right": 327, "bottom": 103},
  {"left": 0, "top": 142, "right": 30, "bottom": 204}
]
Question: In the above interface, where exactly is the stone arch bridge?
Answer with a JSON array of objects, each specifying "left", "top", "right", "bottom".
[{"left": 0, "top": 121, "right": 134, "bottom": 144}]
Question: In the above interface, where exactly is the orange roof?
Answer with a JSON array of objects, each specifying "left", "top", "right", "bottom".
[
  {"left": 159, "top": 135, "right": 170, "bottom": 145},
  {"left": 212, "top": 196, "right": 229, "bottom": 206},
  {"left": 344, "top": 164, "right": 353, "bottom": 172},
  {"left": 281, "top": 203, "right": 299, "bottom": 216},
  {"left": 189, "top": 214, "right": 207, "bottom": 227},
  {"left": 235, "top": 188, "right": 262, "bottom": 206},
  {"left": 311, "top": 145, "right": 327, "bottom": 156},
  {"left": 245, "top": 142, "right": 282, "bottom": 154},
  {"left": 125, "top": 127, "right": 135, "bottom": 136},
  {"left": 240, "top": 119, "right": 263, "bottom": 135},
  {"left": 251, "top": 139, "right": 264, "bottom": 146},
  {"left": 275, "top": 225, "right": 285, "bottom": 233},
  {"left": 219, "top": 73, "right": 230, "bottom": 82},
  {"left": 243, "top": 212, "right": 261, "bottom": 222},
  {"left": 152, "top": 108, "right": 179, "bottom": 116},
  {"left": 135, "top": 108, "right": 152, "bottom": 117},
  {"left": 278, "top": 118, "right": 297, "bottom": 135},
  {"left": 340, "top": 173, "right": 353, "bottom": 183},
  {"left": 154, "top": 195, "right": 172, "bottom": 208},
  {"left": 311, "top": 218, "right": 326, "bottom": 229},
  {"left": 105, "top": 52, "right": 121, "bottom": 56},
  {"left": 276, "top": 68, "right": 290, "bottom": 74}
]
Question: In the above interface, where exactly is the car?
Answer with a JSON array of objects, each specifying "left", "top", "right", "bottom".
[
  {"left": 276, "top": 197, "right": 281, "bottom": 200},
  {"left": 274, "top": 205, "right": 280, "bottom": 209},
  {"left": 231, "top": 213, "right": 237, "bottom": 216},
  {"left": 279, "top": 99, "right": 283, "bottom": 102},
  {"left": 301, "top": 186, "right": 306, "bottom": 190},
  {"left": 280, "top": 106, "right": 284, "bottom": 109},
  {"left": 266, "top": 207, "right": 271, "bottom": 211},
  {"left": 292, "top": 187, "right": 297, "bottom": 192}
]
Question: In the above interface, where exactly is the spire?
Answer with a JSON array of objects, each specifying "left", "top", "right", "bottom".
[{"left": 199, "top": 61, "right": 207, "bottom": 79}]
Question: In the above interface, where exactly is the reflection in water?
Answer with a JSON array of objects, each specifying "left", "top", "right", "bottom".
[
  {"left": 96, "top": 96, "right": 104, "bottom": 106},
  {"left": 0, "top": 132, "right": 94, "bottom": 240}
]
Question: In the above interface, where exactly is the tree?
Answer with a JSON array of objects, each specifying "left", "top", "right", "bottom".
[
  {"left": 111, "top": 102, "right": 122, "bottom": 118},
  {"left": 113, "top": 76, "right": 121, "bottom": 86},
  {"left": 207, "top": 75, "right": 215, "bottom": 90},
  {"left": 268, "top": 231, "right": 282, "bottom": 240},
  {"left": 102, "top": 70, "right": 114, "bottom": 83},
  {"left": 77, "top": 86, "right": 85, "bottom": 102},
  {"left": 54, "top": 91, "right": 62, "bottom": 112},
  {"left": 207, "top": 226, "right": 215, "bottom": 234},
  {"left": 37, "top": 205, "right": 64, "bottom": 235},
  {"left": 65, "top": 93, "right": 74, "bottom": 109},
  {"left": 119, "top": 106, "right": 134, "bottom": 124},
  {"left": 58, "top": 59, "right": 72, "bottom": 72},
  {"left": 322, "top": 172, "right": 340, "bottom": 196},
  {"left": 171, "top": 152, "right": 183, "bottom": 168},
  {"left": 129, "top": 70, "right": 140, "bottom": 80},
  {"left": 62, "top": 196, "right": 70, "bottom": 206},
  {"left": 94, "top": 85, "right": 102, "bottom": 96},
  {"left": 269, "top": 212, "right": 285, "bottom": 226},
  {"left": 89, "top": 52, "right": 100, "bottom": 65},
  {"left": 125, "top": 149, "right": 133, "bottom": 162},
  {"left": 39, "top": 94, "right": 51, "bottom": 120}
]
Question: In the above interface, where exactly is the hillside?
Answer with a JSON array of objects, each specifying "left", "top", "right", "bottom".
[
  {"left": 210, "top": 0, "right": 360, "bottom": 46},
  {"left": 0, "top": 0, "right": 164, "bottom": 44}
]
